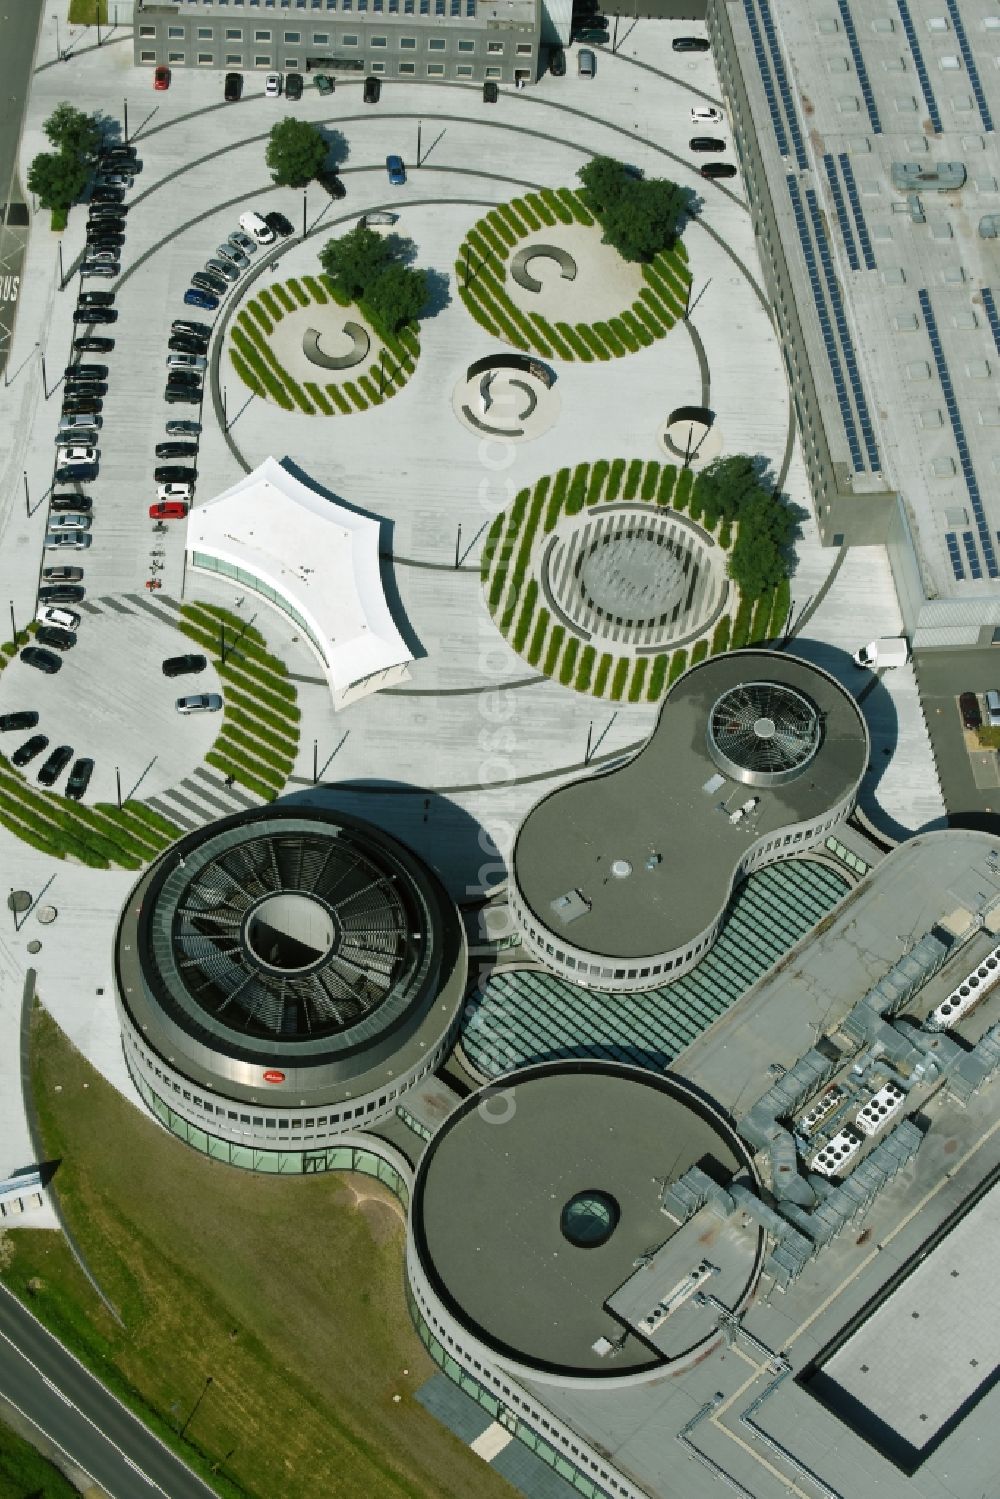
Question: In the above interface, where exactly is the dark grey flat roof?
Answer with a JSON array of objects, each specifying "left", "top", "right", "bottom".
[
  {"left": 412, "top": 1061, "right": 761, "bottom": 1377},
  {"left": 513, "top": 651, "right": 868, "bottom": 960}
]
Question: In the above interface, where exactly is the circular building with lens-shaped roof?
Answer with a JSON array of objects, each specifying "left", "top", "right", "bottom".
[
  {"left": 116, "top": 805, "right": 466, "bottom": 1170},
  {"left": 407, "top": 1060, "right": 764, "bottom": 1389},
  {"left": 510, "top": 649, "right": 868, "bottom": 992}
]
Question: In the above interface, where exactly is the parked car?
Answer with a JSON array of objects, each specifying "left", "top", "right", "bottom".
[
  {"left": 35, "top": 626, "right": 76, "bottom": 652},
  {"left": 578, "top": 48, "right": 596, "bottom": 76},
  {"left": 264, "top": 72, "right": 283, "bottom": 98},
  {"left": 157, "top": 483, "right": 193, "bottom": 502},
  {"left": 206, "top": 257, "right": 239, "bottom": 284},
  {"left": 574, "top": 26, "right": 608, "bottom": 42},
  {"left": 45, "top": 533, "right": 92, "bottom": 551},
  {"left": 286, "top": 72, "right": 304, "bottom": 101},
  {"left": 37, "top": 604, "right": 81, "bottom": 632},
  {"left": 162, "top": 654, "right": 207, "bottom": 677},
  {"left": 61, "top": 399, "right": 103, "bottom": 416},
  {"left": 314, "top": 73, "right": 335, "bottom": 96},
  {"left": 224, "top": 72, "right": 243, "bottom": 103},
  {"left": 88, "top": 202, "right": 127, "bottom": 218},
  {"left": 64, "top": 381, "right": 107, "bottom": 398},
  {"left": 231, "top": 228, "right": 259, "bottom": 254},
  {"left": 176, "top": 693, "right": 222, "bottom": 714},
  {"left": 55, "top": 466, "right": 96, "bottom": 483},
  {"left": 59, "top": 413, "right": 102, "bottom": 432},
  {"left": 65, "top": 757, "right": 94, "bottom": 800},
  {"left": 363, "top": 75, "right": 382, "bottom": 104},
  {"left": 73, "top": 337, "right": 114, "bottom": 354},
  {"left": 150, "top": 501, "right": 189, "bottom": 520},
  {"left": 264, "top": 210, "right": 294, "bottom": 238},
  {"left": 673, "top": 35, "right": 710, "bottom": 50},
  {"left": 87, "top": 229, "right": 124, "bottom": 247},
  {"left": 169, "top": 334, "right": 208, "bottom": 356},
  {"left": 483, "top": 80, "right": 499, "bottom": 104},
  {"left": 38, "top": 745, "right": 74, "bottom": 786},
  {"left": 960, "top": 692, "right": 983, "bottom": 730},
  {"left": 691, "top": 105, "right": 724, "bottom": 123},
  {"left": 172, "top": 318, "right": 212, "bottom": 339},
  {"left": 215, "top": 243, "right": 248, "bottom": 268},
  {"left": 51, "top": 494, "right": 93, "bottom": 514},
  {"left": 155, "top": 441, "right": 199, "bottom": 459},
  {"left": 53, "top": 430, "right": 98, "bottom": 450},
  {"left": 97, "top": 172, "right": 132, "bottom": 191},
  {"left": 64, "top": 364, "right": 108, "bottom": 382},
  {"left": 164, "top": 386, "right": 201, "bottom": 405},
  {"left": 12, "top": 734, "right": 48, "bottom": 767},
  {"left": 183, "top": 289, "right": 219, "bottom": 310},
  {"left": 386, "top": 154, "right": 406, "bottom": 186},
  {"left": 77, "top": 291, "right": 115, "bottom": 307},
  {"left": 166, "top": 370, "right": 202, "bottom": 388},
  {"left": 99, "top": 144, "right": 136, "bottom": 161},
  {"left": 549, "top": 46, "right": 566, "bottom": 75},
  {"left": 191, "top": 270, "right": 228, "bottom": 296},
  {"left": 154, "top": 464, "right": 197, "bottom": 483},
  {"left": 91, "top": 187, "right": 124, "bottom": 205},
  {"left": 317, "top": 170, "right": 347, "bottom": 199},
  {"left": 42, "top": 567, "right": 83, "bottom": 582},
  {"left": 72, "top": 308, "right": 116, "bottom": 324},
  {"left": 154, "top": 64, "right": 171, "bottom": 90},
  {"left": 81, "top": 265, "right": 119, "bottom": 279},
  {"left": 56, "top": 444, "right": 98, "bottom": 468},
  {"left": 20, "top": 647, "right": 62, "bottom": 673},
  {"left": 700, "top": 161, "right": 737, "bottom": 178},
  {"left": 48, "top": 513, "right": 91, "bottom": 532},
  {"left": 0, "top": 711, "right": 39, "bottom": 732},
  {"left": 690, "top": 136, "right": 725, "bottom": 151},
  {"left": 38, "top": 585, "right": 85, "bottom": 604},
  {"left": 166, "top": 353, "right": 207, "bottom": 373},
  {"left": 166, "top": 419, "right": 202, "bottom": 437}
]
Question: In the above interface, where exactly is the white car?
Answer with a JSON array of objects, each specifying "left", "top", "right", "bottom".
[
  {"left": 176, "top": 693, "right": 223, "bottom": 714},
  {"left": 264, "top": 73, "right": 283, "bottom": 97},
  {"left": 691, "top": 105, "right": 724, "bottom": 124},
  {"left": 238, "top": 211, "right": 275, "bottom": 247},
  {"left": 166, "top": 353, "right": 207, "bottom": 372},
  {"left": 157, "top": 482, "right": 193, "bottom": 501},
  {"left": 36, "top": 603, "right": 81, "bottom": 631},
  {"left": 45, "top": 532, "right": 92, "bottom": 550},
  {"left": 47, "top": 513, "right": 92, "bottom": 532},
  {"left": 55, "top": 444, "right": 98, "bottom": 468},
  {"left": 59, "top": 413, "right": 102, "bottom": 433}
]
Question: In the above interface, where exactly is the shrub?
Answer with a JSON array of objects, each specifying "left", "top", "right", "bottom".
[
  {"left": 593, "top": 653, "right": 614, "bottom": 697},
  {"left": 609, "top": 658, "right": 630, "bottom": 701},
  {"left": 286, "top": 278, "right": 310, "bottom": 307},
  {"left": 206, "top": 751, "right": 276, "bottom": 803},
  {"left": 607, "top": 459, "right": 626, "bottom": 500},
  {"left": 303, "top": 274, "right": 328, "bottom": 303},
  {"left": 512, "top": 580, "right": 539, "bottom": 651},
  {"left": 691, "top": 639, "right": 709, "bottom": 665},
  {"left": 587, "top": 461, "right": 610, "bottom": 504},
  {"left": 711, "top": 616, "right": 732, "bottom": 655},
  {"left": 566, "top": 465, "right": 588, "bottom": 516},
  {"left": 623, "top": 458, "right": 643, "bottom": 501},
  {"left": 628, "top": 657, "right": 649, "bottom": 701},
  {"left": 575, "top": 644, "right": 597, "bottom": 692},
  {"left": 559, "top": 637, "right": 580, "bottom": 685},
  {"left": 641, "top": 461, "right": 660, "bottom": 502},
  {"left": 543, "top": 625, "right": 566, "bottom": 677},
  {"left": 526, "top": 610, "right": 551, "bottom": 667},
  {"left": 668, "top": 649, "right": 688, "bottom": 684},
  {"left": 328, "top": 384, "right": 352, "bottom": 414},
  {"left": 343, "top": 380, "right": 368, "bottom": 410},
  {"left": 647, "top": 653, "right": 669, "bottom": 699}
]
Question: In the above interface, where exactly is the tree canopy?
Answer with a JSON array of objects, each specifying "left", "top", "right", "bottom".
[
  {"left": 27, "top": 151, "right": 90, "bottom": 214},
  {"left": 365, "top": 262, "right": 429, "bottom": 334},
  {"left": 576, "top": 155, "right": 687, "bottom": 262},
  {"left": 319, "top": 225, "right": 397, "bottom": 301},
  {"left": 688, "top": 457, "right": 795, "bottom": 599},
  {"left": 43, "top": 103, "right": 101, "bottom": 163},
  {"left": 318, "top": 224, "right": 428, "bottom": 332},
  {"left": 265, "top": 118, "right": 329, "bottom": 188}
]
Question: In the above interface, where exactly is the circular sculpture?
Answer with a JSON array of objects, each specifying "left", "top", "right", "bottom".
[
  {"left": 409, "top": 1061, "right": 763, "bottom": 1381},
  {"left": 452, "top": 357, "right": 559, "bottom": 441},
  {"left": 543, "top": 505, "right": 727, "bottom": 651},
  {"left": 660, "top": 405, "right": 723, "bottom": 468},
  {"left": 302, "top": 322, "right": 370, "bottom": 371},
  {"left": 115, "top": 805, "right": 467, "bottom": 1163},
  {"left": 707, "top": 680, "right": 822, "bottom": 787}
]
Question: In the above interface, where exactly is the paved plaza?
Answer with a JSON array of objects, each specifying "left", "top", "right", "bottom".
[{"left": 0, "top": 3, "right": 943, "bottom": 1193}]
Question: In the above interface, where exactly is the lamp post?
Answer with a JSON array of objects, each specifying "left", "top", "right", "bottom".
[
  {"left": 8, "top": 601, "right": 16, "bottom": 644},
  {"left": 54, "top": 15, "right": 60, "bottom": 61},
  {"left": 22, "top": 471, "right": 29, "bottom": 517},
  {"left": 115, "top": 767, "right": 122, "bottom": 810},
  {"left": 454, "top": 522, "right": 462, "bottom": 569},
  {"left": 416, "top": 120, "right": 422, "bottom": 168},
  {"left": 95, "top": 0, "right": 102, "bottom": 45},
  {"left": 302, "top": 188, "right": 307, "bottom": 239},
  {"left": 57, "top": 241, "right": 65, "bottom": 290},
  {"left": 40, "top": 354, "right": 48, "bottom": 399},
  {"left": 313, "top": 739, "right": 318, "bottom": 784},
  {"left": 179, "top": 1376, "right": 213, "bottom": 1440},
  {"left": 123, "top": 98, "right": 129, "bottom": 145}
]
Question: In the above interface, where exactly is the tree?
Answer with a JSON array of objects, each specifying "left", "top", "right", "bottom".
[
  {"left": 319, "top": 224, "right": 397, "bottom": 300},
  {"left": 265, "top": 117, "right": 329, "bottom": 188},
  {"left": 26, "top": 151, "right": 89, "bottom": 213},
  {"left": 43, "top": 103, "right": 100, "bottom": 163},
  {"left": 365, "top": 262, "right": 428, "bottom": 334},
  {"left": 577, "top": 155, "right": 637, "bottom": 214},
  {"left": 599, "top": 178, "right": 686, "bottom": 262},
  {"left": 728, "top": 494, "right": 794, "bottom": 598}
]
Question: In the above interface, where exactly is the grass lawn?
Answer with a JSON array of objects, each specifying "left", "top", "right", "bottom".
[
  {"left": 68, "top": 0, "right": 107, "bottom": 22},
  {"left": 4, "top": 1006, "right": 516, "bottom": 1499},
  {"left": 0, "top": 1414, "right": 79, "bottom": 1499}
]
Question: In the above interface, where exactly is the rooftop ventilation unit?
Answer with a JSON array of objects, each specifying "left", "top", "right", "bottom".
[
  {"left": 811, "top": 1126, "right": 864, "bottom": 1176},
  {"left": 706, "top": 681, "right": 822, "bottom": 787},
  {"left": 635, "top": 1260, "right": 718, "bottom": 1335},
  {"left": 927, "top": 939, "right": 1000, "bottom": 1030},
  {"left": 855, "top": 1080, "right": 906, "bottom": 1136},
  {"left": 797, "top": 1085, "right": 845, "bottom": 1137}
]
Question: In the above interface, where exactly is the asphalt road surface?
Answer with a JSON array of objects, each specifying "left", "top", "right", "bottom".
[{"left": 0, "top": 1280, "right": 219, "bottom": 1499}]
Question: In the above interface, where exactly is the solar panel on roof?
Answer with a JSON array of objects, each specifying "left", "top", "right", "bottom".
[
  {"left": 945, "top": 0, "right": 993, "bottom": 132},
  {"left": 756, "top": 0, "right": 809, "bottom": 168},
  {"left": 743, "top": 0, "right": 791, "bottom": 157},
  {"left": 963, "top": 531, "right": 984, "bottom": 578},
  {"left": 982, "top": 288, "right": 1000, "bottom": 355},
  {"left": 838, "top": 154, "right": 877, "bottom": 270},
  {"left": 946, "top": 532, "right": 966, "bottom": 579},
  {"left": 896, "top": 0, "right": 943, "bottom": 132},
  {"left": 836, "top": 0, "right": 883, "bottom": 134},
  {"left": 823, "top": 155, "right": 861, "bottom": 271}
]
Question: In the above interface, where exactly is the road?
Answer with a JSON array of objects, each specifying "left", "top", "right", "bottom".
[
  {"left": 0, "top": 0, "right": 43, "bottom": 379},
  {"left": 0, "top": 1280, "right": 219, "bottom": 1499}
]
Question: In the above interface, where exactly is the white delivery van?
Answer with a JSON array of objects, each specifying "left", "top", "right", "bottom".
[
  {"left": 853, "top": 637, "right": 910, "bottom": 670},
  {"left": 238, "top": 211, "right": 275, "bottom": 247}
]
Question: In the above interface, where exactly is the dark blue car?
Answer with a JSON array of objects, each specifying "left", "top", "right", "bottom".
[
  {"left": 386, "top": 154, "right": 406, "bottom": 186},
  {"left": 184, "top": 288, "right": 219, "bottom": 310}
]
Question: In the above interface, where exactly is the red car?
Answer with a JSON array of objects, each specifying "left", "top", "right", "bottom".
[
  {"left": 154, "top": 65, "right": 171, "bottom": 91},
  {"left": 149, "top": 501, "right": 188, "bottom": 520}
]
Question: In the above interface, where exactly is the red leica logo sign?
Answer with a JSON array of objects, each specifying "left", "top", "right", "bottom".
[{"left": 263, "top": 1069, "right": 285, "bottom": 1084}]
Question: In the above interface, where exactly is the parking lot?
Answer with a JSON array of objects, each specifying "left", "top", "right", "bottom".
[{"left": 915, "top": 649, "right": 1000, "bottom": 824}]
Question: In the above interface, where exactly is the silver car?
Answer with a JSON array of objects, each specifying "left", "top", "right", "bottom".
[
  {"left": 206, "top": 257, "right": 239, "bottom": 284},
  {"left": 59, "top": 413, "right": 102, "bottom": 433},
  {"left": 176, "top": 693, "right": 223, "bottom": 714},
  {"left": 48, "top": 513, "right": 92, "bottom": 532},
  {"left": 216, "top": 243, "right": 248, "bottom": 268},
  {"left": 230, "top": 229, "right": 257, "bottom": 255},
  {"left": 45, "top": 532, "right": 92, "bottom": 550}
]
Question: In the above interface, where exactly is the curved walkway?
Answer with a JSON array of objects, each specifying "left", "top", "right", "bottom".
[{"left": 302, "top": 321, "right": 370, "bottom": 371}]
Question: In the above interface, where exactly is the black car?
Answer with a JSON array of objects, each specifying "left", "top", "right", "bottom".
[
  {"left": 99, "top": 143, "right": 136, "bottom": 160},
  {"left": 168, "top": 334, "right": 209, "bottom": 356},
  {"left": 172, "top": 318, "right": 212, "bottom": 339},
  {"left": 673, "top": 35, "right": 710, "bottom": 50},
  {"left": 264, "top": 210, "right": 294, "bottom": 238},
  {"left": 549, "top": 46, "right": 566, "bottom": 75},
  {"left": 72, "top": 309, "right": 116, "bottom": 326},
  {"left": 690, "top": 136, "right": 725, "bottom": 152},
  {"left": 51, "top": 495, "right": 93, "bottom": 514},
  {"left": 0, "top": 711, "right": 39, "bottom": 732},
  {"left": 78, "top": 291, "right": 115, "bottom": 307},
  {"left": 64, "top": 364, "right": 108, "bottom": 381},
  {"left": 317, "top": 170, "right": 347, "bottom": 199},
  {"left": 162, "top": 653, "right": 207, "bottom": 677},
  {"left": 166, "top": 419, "right": 201, "bottom": 437},
  {"left": 960, "top": 692, "right": 983, "bottom": 730},
  {"left": 12, "top": 734, "right": 48, "bottom": 768},
  {"left": 73, "top": 336, "right": 114, "bottom": 353},
  {"left": 35, "top": 625, "right": 76, "bottom": 651},
  {"left": 191, "top": 270, "right": 228, "bottom": 296},
  {"left": 314, "top": 73, "right": 335, "bottom": 96},
  {"left": 38, "top": 584, "right": 85, "bottom": 604},
  {"left": 154, "top": 464, "right": 197, "bottom": 483},
  {"left": 364, "top": 74, "right": 381, "bottom": 104},
  {"left": 61, "top": 399, "right": 103, "bottom": 416},
  {"left": 286, "top": 71, "right": 304, "bottom": 100},
  {"left": 573, "top": 25, "right": 608, "bottom": 41},
  {"left": 87, "top": 226, "right": 125, "bottom": 242},
  {"left": 164, "top": 387, "right": 201, "bottom": 405},
  {"left": 483, "top": 80, "right": 499, "bottom": 104},
  {"left": 43, "top": 567, "right": 83, "bottom": 582},
  {"left": 20, "top": 647, "right": 62, "bottom": 674},
  {"left": 155, "top": 441, "right": 199, "bottom": 459},
  {"left": 38, "top": 744, "right": 74, "bottom": 787},
  {"left": 65, "top": 757, "right": 94, "bottom": 801},
  {"left": 224, "top": 72, "right": 243, "bottom": 102},
  {"left": 88, "top": 201, "right": 128, "bottom": 217},
  {"left": 64, "top": 382, "right": 107, "bottom": 399},
  {"left": 91, "top": 187, "right": 125, "bottom": 204},
  {"left": 166, "top": 370, "right": 202, "bottom": 389},
  {"left": 700, "top": 161, "right": 737, "bottom": 178},
  {"left": 55, "top": 466, "right": 97, "bottom": 485}
]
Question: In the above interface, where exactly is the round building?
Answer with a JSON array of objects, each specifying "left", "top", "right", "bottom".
[
  {"left": 115, "top": 805, "right": 466, "bottom": 1171},
  {"left": 407, "top": 1060, "right": 764, "bottom": 1389},
  {"left": 510, "top": 649, "right": 869, "bottom": 991}
]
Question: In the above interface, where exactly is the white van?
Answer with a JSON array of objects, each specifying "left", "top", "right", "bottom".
[{"left": 238, "top": 210, "right": 275, "bottom": 247}]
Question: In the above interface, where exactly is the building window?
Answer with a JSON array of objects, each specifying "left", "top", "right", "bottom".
[
  {"left": 198, "top": 52, "right": 215, "bottom": 61},
  {"left": 370, "top": 57, "right": 386, "bottom": 68},
  {"left": 314, "top": 30, "right": 329, "bottom": 39},
  {"left": 139, "top": 24, "right": 156, "bottom": 36},
  {"left": 284, "top": 28, "right": 301, "bottom": 38},
  {"left": 456, "top": 61, "right": 473, "bottom": 73},
  {"left": 428, "top": 35, "right": 445, "bottom": 47},
  {"left": 427, "top": 60, "right": 445, "bottom": 72},
  {"left": 370, "top": 33, "right": 387, "bottom": 43},
  {"left": 167, "top": 26, "right": 184, "bottom": 38},
  {"left": 226, "top": 25, "right": 244, "bottom": 35},
  {"left": 168, "top": 51, "right": 186, "bottom": 61},
  {"left": 457, "top": 37, "right": 474, "bottom": 48},
  {"left": 487, "top": 39, "right": 502, "bottom": 51},
  {"left": 255, "top": 28, "right": 272, "bottom": 38},
  {"left": 400, "top": 34, "right": 416, "bottom": 44},
  {"left": 140, "top": 49, "right": 156, "bottom": 60},
  {"left": 516, "top": 40, "right": 531, "bottom": 52},
  {"left": 198, "top": 25, "right": 214, "bottom": 36},
  {"left": 226, "top": 52, "right": 243, "bottom": 61},
  {"left": 342, "top": 32, "right": 358, "bottom": 42},
  {"left": 399, "top": 58, "right": 415, "bottom": 70}
]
